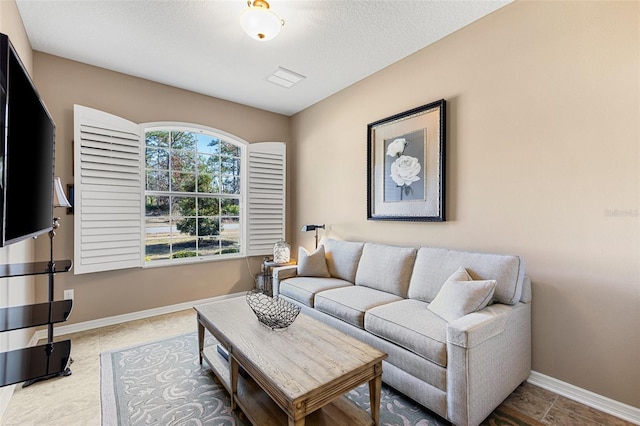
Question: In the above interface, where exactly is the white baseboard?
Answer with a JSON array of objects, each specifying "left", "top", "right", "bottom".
[
  {"left": 528, "top": 371, "right": 640, "bottom": 425},
  {"left": 33, "top": 292, "right": 244, "bottom": 341}
]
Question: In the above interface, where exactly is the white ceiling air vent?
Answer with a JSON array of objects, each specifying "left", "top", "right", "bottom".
[{"left": 267, "top": 67, "right": 306, "bottom": 88}]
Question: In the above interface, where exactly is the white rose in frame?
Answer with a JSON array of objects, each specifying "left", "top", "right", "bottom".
[
  {"left": 390, "top": 155, "right": 421, "bottom": 187},
  {"left": 386, "top": 138, "right": 407, "bottom": 157}
]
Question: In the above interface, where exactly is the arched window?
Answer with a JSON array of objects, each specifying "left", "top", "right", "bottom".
[
  {"left": 143, "top": 126, "right": 244, "bottom": 264},
  {"left": 73, "top": 105, "right": 285, "bottom": 274}
]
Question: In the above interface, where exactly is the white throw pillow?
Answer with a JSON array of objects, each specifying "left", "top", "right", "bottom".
[
  {"left": 427, "top": 266, "right": 496, "bottom": 322},
  {"left": 297, "top": 246, "right": 330, "bottom": 277}
]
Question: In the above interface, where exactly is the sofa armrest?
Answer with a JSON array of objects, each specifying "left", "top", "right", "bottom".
[
  {"left": 447, "top": 304, "right": 511, "bottom": 348},
  {"left": 446, "top": 302, "right": 531, "bottom": 426},
  {"left": 272, "top": 265, "right": 298, "bottom": 297},
  {"left": 520, "top": 275, "right": 532, "bottom": 303}
]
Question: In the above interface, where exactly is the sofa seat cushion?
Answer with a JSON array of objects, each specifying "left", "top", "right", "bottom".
[
  {"left": 279, "top": 277, "right": 352, "bottom": 307},
  {"left": 365, "top": 299, "right": 448, "bottom": 367},
  {"left": 314, "top": 286, "right": 403, "bottom": 329}
]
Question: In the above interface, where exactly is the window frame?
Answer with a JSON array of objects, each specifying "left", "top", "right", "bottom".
[
  {"left": 141, "top": 122, "right": 249, "bottom": 268},
  {"left": 73, "top": 104, "right": 284, "bottom": 275}
]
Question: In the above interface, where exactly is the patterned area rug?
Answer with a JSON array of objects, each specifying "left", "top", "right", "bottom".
[{"left": 100, "top": 332, "right": 539, "bottom": 426}]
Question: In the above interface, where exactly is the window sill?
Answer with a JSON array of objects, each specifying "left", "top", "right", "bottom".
[{"left": 143, "top": 253, "right": 244, "bottom": 269}]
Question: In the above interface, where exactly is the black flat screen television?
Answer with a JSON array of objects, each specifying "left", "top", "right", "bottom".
[{"left": 0, "top": 33, "right": 56, "bottom": 247}]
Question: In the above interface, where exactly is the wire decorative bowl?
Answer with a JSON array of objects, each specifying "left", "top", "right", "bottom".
[{"left": 246, "top": 290, "right": 301, "bottom": 330}]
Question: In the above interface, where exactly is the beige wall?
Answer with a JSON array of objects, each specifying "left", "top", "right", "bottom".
[
  {"left": 290, "top": 1, "right": 639, "bottom": 408},
  {"left": 0, "top": 0, "right": 31, "bottom": 72},
  {"left": 18, "top": 0, "right": 640, "bottom": 411},
  {"left": 32, "top": 53, "right": 290, "bottom": 324}
]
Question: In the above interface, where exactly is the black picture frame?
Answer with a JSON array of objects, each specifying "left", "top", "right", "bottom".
[{"left": 367, "top": 99, "right": 446, "bottom": 221}]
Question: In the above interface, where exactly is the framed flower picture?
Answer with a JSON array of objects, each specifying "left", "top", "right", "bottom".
[{"left": 367, "top": 99, "right": 446, "bottom": 221}]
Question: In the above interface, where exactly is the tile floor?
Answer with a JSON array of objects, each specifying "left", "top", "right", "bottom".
[{"left": 0, "top": 308, "right": 635, "bottom": 426}]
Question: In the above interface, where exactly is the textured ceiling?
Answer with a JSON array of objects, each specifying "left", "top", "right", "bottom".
[{"left": 16, "top": 0, "right": 511, "bottom": 116}]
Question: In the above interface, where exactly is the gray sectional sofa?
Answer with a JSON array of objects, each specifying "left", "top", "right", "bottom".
[{"left": 272, "top": 238, "right": 531, "bottom": 426}]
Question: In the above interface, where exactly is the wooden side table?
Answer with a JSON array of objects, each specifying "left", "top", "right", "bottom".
[{"left": 260, "top": 260, "right": 296, "bottom": 296}]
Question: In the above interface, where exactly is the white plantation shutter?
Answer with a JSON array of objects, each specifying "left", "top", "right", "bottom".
[
  {"left": 73, "top": 105, "right": 143, "bottom": 274},
  {"left": 73, "top": 106, "right": 285, "bottom": 273},
  {"left": 246, "top": 142, "right": 286, "bottom": 256}
]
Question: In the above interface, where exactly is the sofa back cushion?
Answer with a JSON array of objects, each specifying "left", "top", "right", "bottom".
[
  {"left": 321, "top": 238, "right": 365, "bottom": 283},
  {"left": 355, "top": 243, "right": 417, "bottom": 297},
  {"left": 408, "top": 247, "right": 525, "bottom": 305}
]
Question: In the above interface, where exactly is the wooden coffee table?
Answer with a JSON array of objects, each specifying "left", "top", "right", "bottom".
[{"left": 194, "top": 297, "right": 387, "bottom": 426}]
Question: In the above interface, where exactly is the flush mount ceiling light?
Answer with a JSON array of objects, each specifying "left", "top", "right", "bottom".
[{"left": 240, "top": 0, "right": 284, "bottom": 41}]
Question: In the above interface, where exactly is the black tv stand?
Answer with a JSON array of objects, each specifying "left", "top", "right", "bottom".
[
  {"left": 0, "top": 259, "right": 73, "bottom": 388},
  {"left": 22, "top": 346, "right": 73, "bottom": 387}
]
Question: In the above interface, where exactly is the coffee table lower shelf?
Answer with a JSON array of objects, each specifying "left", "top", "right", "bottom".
[{"left": 202, "top": 346, "right": 373, "bottom": 426}]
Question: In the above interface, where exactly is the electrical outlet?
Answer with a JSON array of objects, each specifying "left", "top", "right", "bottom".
[{"left": 64, "top": 289, "right": 74, "bottom": 300}]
